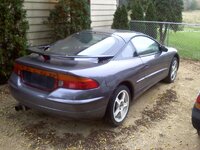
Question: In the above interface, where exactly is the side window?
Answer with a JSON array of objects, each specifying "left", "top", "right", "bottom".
[
  {"left": 131, "top": 36, "right": 159, "bottom": 55},
  {"left": 118, "top": 42, "right": 136, "bottom": 59}
]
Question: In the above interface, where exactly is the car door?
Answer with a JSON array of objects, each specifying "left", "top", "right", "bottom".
[
  {"left": 131, "top": 36, "right": 168, "bottom": 92},
  {"left": 114, "top": 41, "right": 146, "bottom": 97}
]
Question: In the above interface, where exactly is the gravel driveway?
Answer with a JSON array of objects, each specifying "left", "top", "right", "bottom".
[{"left": 0, "top": 59, "right": 200, "bottom": 150}]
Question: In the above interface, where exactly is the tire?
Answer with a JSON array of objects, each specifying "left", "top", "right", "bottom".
[
  {"left": 197, "top": 130, "right": 200, "bottom": 136},
  {"left": 164, "top": 57, "right": 179, "bottom": 83},
  {"left": 105, "top": 85, "right": 131, "bottom": 126}
]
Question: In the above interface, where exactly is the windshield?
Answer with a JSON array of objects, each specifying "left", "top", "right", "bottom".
[{"left": 47, "top": 31, "right": 120, "bottom": 56}]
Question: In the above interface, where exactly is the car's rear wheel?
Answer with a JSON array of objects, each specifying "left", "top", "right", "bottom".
[
  {"left": 164, "top": 57, "right": 178, "bottom": 83},
  {"left": 197, "top": 130, "right": 200, "bottom": 136},
  {"left": 105, "top": 85, "right": 130, "bottom": 126}
]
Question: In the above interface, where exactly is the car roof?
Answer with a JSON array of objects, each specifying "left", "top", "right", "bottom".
[{"left": 86, "top": 29, "right": 144, "bottom": 43}]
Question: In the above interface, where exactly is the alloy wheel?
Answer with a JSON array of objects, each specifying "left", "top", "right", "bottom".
[
  {"left": 113, "top": 90, "right": 130, "bottom": 123},
  {"left": 170, "top": 59, "right": 178, "bottom": 81}
]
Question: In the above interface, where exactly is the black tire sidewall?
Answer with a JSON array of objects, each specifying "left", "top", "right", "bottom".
[{"left": 197, "top": 130, "right": 200, "bottom": 136}]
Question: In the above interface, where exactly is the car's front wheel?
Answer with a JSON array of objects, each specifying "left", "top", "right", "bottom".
[
  {"left": 164, "top": 57, "right": 179, "bottom": 83},
  {"left": 105, "top": 85, "right": 130, "bottom": 126}
]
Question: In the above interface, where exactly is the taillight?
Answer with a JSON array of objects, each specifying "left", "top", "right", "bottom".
[
  {"left": 13, "top": 62, "right": 99, "bottom": 90},
  {"left": 195, "top": 94, "right": 200, "bottom": 109},
  {"left": 57, "top": 74, "right": 99, "bottom": 90},
  {"left": 13, "top": 63, "right": 21, "bottom": 76},
  {"left": 197, "top": 95, "right": 200, "bottom": 103}
]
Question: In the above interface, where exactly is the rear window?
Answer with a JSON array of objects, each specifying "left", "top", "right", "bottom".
[{"left": 48, "top": 31, "right": 120, "bottom": 56}]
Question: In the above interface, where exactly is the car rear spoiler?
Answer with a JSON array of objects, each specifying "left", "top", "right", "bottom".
[{"left": 28, "top": 46, "right": 114, "bottom": 62}]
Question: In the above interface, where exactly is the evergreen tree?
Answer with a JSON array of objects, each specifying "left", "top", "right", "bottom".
[
  {"left": 46, "top": 0, "right": 91, "bottom": 41},
  {"left": 128, "top": 0, "right": 148, "bottom": 11},
  {"left": 46, "top": 0, "right": 71, "bottom": 41},
  {"left": 130, "top": 1, "right": 144, "bottom": 20},
  {"left": 112, "top": 5, "right": 129, "bottom": 30},
  {"left": 112, "top": 6, "right": 121, "bottom": 29},
  {"left": 154, "top": 0, "right": 184, "bottom": 43},
  {"left": 121, "top": 5, "right": 129, "bottom": 29},
  {"left": 69, "top": 0, "right": 91, "bottom": 33},
  {"left": 145, "top": 1, "right": 157, "bottom": 39},
  {"left": 0, "top": 0, "right": 29, "bottom": 84},
  {"left": 130, "top": 2, "right": 145, "bottom": 32},
  {"left": 146, "top": 1, "right": 157, "bottom": 22}
]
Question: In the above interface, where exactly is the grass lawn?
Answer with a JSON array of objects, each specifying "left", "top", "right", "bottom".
[
  {"left": 165, "top": 10, "right": 200, "bottom": 61},
  {"left": 168, "top": 31, "right": 200, "bottom": 60}
]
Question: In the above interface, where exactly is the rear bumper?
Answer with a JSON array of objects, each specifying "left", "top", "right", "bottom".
[
  {"left": 8, "top": 73, "right": 109, "bottom": 119},
  {"left": 192, "top": 106, "right": 200, "bottom": 130}
]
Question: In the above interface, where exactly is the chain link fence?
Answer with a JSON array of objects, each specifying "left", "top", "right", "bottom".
[{"left": 130, "top": 20, "right": 200, "bottom": 60}]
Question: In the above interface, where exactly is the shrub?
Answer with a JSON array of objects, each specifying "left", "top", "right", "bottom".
[
  {"left": 130, "top": 2, "right": 145, "bottom": 32},
  {"left": 0, "top": 0, "right": 29, "bottom": 84},
  {"left": 154, "top": 0, "right": 184, "bottom": 44},
  {"left": 130, "top": 1, "right": 144, "bottom": 20},
  {"left": 145, "top": 1, "right": 157, "bottom": 39},
  {"left": 112, "top": 5, "right": 129, "bottom": 30},
  {"left": 45, "top": 0, "right": 91, "bottom": 41}
]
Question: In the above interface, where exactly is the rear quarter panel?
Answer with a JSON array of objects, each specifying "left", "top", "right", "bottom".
[{"left": 71, "top": 57, "right": 144, "bottom": 100}]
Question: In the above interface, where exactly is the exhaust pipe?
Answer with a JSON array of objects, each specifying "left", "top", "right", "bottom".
[{"left": 15, "top": 104, "right": 30, "bottom": 111}]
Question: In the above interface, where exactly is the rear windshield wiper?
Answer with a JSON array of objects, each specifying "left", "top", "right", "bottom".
[{"left": 28, "top": 47, "right": 114, "bottom": 62}]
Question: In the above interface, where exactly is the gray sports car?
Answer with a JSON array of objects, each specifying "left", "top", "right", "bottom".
[{"left": 8, "top": 29, "right": 179, "bottom": 126}]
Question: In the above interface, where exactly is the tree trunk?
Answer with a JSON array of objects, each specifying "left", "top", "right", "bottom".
[
  {"left": 159, "top": 24, "right": 169, "bottom": 44},
  {"left": 163, "top": 24, "right": 168, "bottom": 43},
  {"left": 159, "top": 24, "right": 163, "bottom": 44}
]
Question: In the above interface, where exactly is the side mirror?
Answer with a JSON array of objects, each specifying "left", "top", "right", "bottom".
[{"left": 159, "top": 45, "right": 168, "bottom": 52}]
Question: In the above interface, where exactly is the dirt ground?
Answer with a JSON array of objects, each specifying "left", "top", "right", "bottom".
[{"left": 0, "top": 59, "right": 200, "bottom": 150}]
